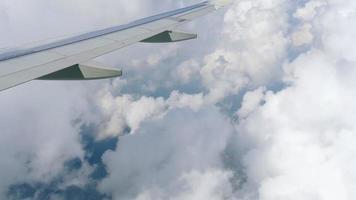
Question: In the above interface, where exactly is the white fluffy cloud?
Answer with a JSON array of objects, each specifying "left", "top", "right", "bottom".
[
  {"left": 98, "top": 0, "right": 356, "bottom": 200},
  {"left": 236, "top": 49, "right": 356, "bottom": 200},
  {"left": 231, "top": 1, "right": 356, "bottom": 199},
  {"left": 200, "top": 0, "right": 289, "bottom": 102},
  {"left": 99, "top": 107, "right": 235, "bottom": 200},
  {"left": 97, "top": 87, "right": 205, "bottom": 137},
  {"left": 1, "top": 0, "right": 356, "bottom": 199},
  {"left": 0, "top": 83, "right": 88, "bottom": 197},
  {"left": 97, "top": 0, "right": 291, "bottom": 137}
]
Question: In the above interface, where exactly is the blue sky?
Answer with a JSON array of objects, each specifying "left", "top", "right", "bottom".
[{"left": 1, "top": 0, "right": 356, "bottom": 200}]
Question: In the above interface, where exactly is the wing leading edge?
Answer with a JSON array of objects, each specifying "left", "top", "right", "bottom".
[{"left": 0, "top": 1, "right": 229, "bottom": 91}]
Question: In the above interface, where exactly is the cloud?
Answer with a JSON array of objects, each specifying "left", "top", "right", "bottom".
[
  {"left": 1, "top": 1, "right": 214, "bottom": 198},
  {"left": 97, "top": 0, "right": 291, "bottom": 137},
  {"left": 291, "top": 23, "right": 314, "bottom": 47},
  {"left": 230, "top": 1, "right": 356, "bottom": 199},
  {"left": 236, "top": 49, "right": 356, "bottom": 200},
  {"left": 293, "top": 0, "right": 326, "bottom": 21},
  {"left": 99, "top": 107, "right": 235, "bottom": 200},
  {"left": 200, "top": 0, "right": 289, "bottom": 103},
  {"left": 236, "top": 87, "right": 266, "bottom": 119},
  {"left": 1, "top": 0, "right": 356, "bottom": 200},
  {"left": 96, "top": 88, "right": 205, "bottom": 137},
  {"left": 98, "top": 0, "right": 356, "bottom": 199},
  {"left": 97, "top": 93, "right": 168, "bottom": 137},
  {"left": 172, "top": 59, "right": 201, "bottom": 85},
  {"left": 0, "top": 83, "right": 89, "bottom": 197}
]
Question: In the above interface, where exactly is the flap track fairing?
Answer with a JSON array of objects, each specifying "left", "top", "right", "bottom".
[
  {"left": 38, "top": 61, "right": 122, "bottom": 80},
  {"left": 141, "top": 30, "right": 197, "bottom": 43}
]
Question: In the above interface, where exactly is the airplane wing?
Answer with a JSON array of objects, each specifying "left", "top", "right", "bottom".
[{"left": 0, "top": 1, "right": 229, "bottom": 91}]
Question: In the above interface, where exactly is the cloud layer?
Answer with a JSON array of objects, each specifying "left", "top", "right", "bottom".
[{"left": 1, "top": 0, "right": 356, "bottom": 199}]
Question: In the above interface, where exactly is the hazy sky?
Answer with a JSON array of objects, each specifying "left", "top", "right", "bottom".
[{"left": 1, "top": 0, "right": 356, "bottom": 200}]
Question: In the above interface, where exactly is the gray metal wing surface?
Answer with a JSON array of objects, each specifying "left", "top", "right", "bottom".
[{"left": 0, "top": 1, "right": 228, "bottom": 91}]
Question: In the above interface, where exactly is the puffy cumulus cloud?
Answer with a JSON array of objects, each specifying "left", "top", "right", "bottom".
[
  {"left": 97, "top": 92, "right": 168, "bottom": 137},
  {"left": 1, "top": 0, "right": 219, "bottom": 198},
  {"left": 166, "top": 170, "right": 234, "bottom": 200},
  {"left": 2, "top": 0, "right": 356, "bottom": 199},
  {"left": 291, "top": 0, "right": 326, "bottom": 47},
  {"left": 0, "top": 0, "right": 134, "bottom": 197},
  {"left": 97, "top": 0, "right": 289, "bottom": 104},
  {"left": 200, "top": 0, "right": 289, "bottom": 103},
  {"left": 98, "top": 0, "right": 356, "bottom": 199},
  {"left": 230, "top": 1, "right": 356, "bottom": 199},
  {"left": 236, "top": 87, "right": 266, "bottom": 119},
  {"left": 293, "top": 0, "right": 326, "bottom": 21},
  {"left": 97, "top": 0, "right": 292, "bottom": 137},
  {"left": 235, "top": 50, "right": 356, "bottom": 200},
  {"left": 0, "top": 0, "right": 201, "bottom": 193},
  {"left": 318, "top": 0, "right": 356, "bottom": 62},
  {"left": 96, "top": 87, "right": 205, "bottom": 137},
  {"left": 99, "top": 107, "right": 235, "bottom": 200},
  {"left": 0, "top": 82, "right": 89, "bottom": 197},
  {"left": 172, "top": 59, "right": 201, "bottom": 85},
  {"left": 291, "top": 23, "right": 314, "bottom": 47}
]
